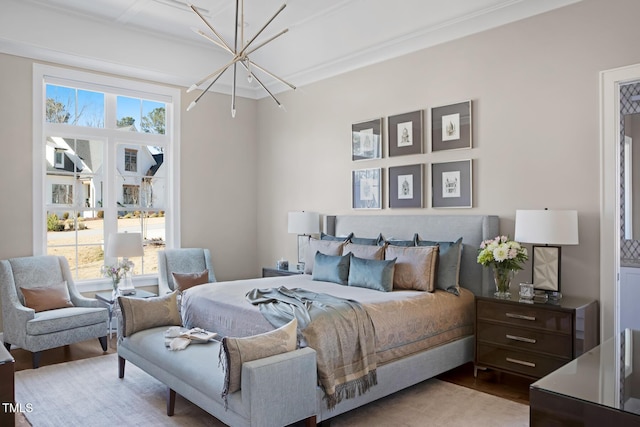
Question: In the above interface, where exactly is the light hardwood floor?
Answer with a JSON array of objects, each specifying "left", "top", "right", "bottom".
[{"left": 8, "top": 338, "right": 532, "bottom": 407}]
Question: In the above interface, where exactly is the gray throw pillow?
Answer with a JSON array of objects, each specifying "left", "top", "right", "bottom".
[
  {"left": 417, "top": 237, "right": 463, "bottom": 295},
  {"left": 304, "top": 238, "right": 345, "bottom": 274},
  {"left": 311, "top": 252, "right": 351, "bottom": 285},
  {"left": 342, "top": 242, "right": 385, "bottom": 260},
  {"left": 348, "top": 255, "right": 396, "bottom": 292}
]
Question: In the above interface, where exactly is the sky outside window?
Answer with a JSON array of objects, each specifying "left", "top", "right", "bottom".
[
  {"left": 117, "top": 96, "right": 166, "bottom": 134},
  {"left": 45, "top": 84, "right": 104, "bottom": 127}
]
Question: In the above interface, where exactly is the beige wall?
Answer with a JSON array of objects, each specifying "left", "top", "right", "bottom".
[
  {"left": 0, "top": 54, "right": 33, "bottom": 260},
  {"left": 255, "top": 0, "right": 640, "bottom": 306},
  {"left": 179, "top": 89, "right": 259, "bottom": 282},
  {"left": 2, "top": 0, "right": 640, "bottom": 333}
]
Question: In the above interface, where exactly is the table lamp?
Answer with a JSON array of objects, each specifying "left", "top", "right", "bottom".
[
  {"left": 106, "top": 232, "right": 144, "bottom": 295},
  {"left": 288, "top": 211, "right": 320, "bottom": 271},
  {"left": 514, "top": 209, "right": 579, "bottom": 298}
]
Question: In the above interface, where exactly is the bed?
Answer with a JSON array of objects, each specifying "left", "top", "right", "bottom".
[{"left": 182, "top": 214, "right": 499, "bottom": 423}]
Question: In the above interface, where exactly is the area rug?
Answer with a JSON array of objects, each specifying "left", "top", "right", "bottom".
[{"left": 15, "top": 353, "right": 528, "bottom": 426}]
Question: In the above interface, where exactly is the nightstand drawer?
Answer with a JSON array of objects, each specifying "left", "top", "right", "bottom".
[
  {"left": 476, "top": 344, "right": 569, "bottom": 378},
  {"left": 477, "top": 300, "right": 572, "bottom": 334},
  {"left": 477, "top": 323, "right": 572, "bottom": 358}
]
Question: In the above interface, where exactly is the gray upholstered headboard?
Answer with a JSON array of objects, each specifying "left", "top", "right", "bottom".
[{"left": 325, "top": 214, "right": 499, "bottom": 296}]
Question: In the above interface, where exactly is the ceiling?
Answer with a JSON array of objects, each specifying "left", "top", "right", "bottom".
[{"left": 1, "top": 0, "right": 580, "bottom": 99}]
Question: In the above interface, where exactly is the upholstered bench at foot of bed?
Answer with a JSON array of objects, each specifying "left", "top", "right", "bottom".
[{"left": 117, "top": 326, "right": 318, "bottom": 427}]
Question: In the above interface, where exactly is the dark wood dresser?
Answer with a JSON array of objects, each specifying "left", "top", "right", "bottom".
[
  {"left": 530, "top": 332, "right": 640, "bottom": 426},
  {"left": 475, "top": 293, "right": 598, "bottom": 379}
]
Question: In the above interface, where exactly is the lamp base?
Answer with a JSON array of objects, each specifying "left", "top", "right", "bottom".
[
  {"left": 532, "top": 245, "right": 561, "bottom": 293},
  {"left": 118, "top": 273, "right": 136, "bottom": 296}
]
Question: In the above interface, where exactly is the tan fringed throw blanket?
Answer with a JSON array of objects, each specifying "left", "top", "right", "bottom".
[{"left": 246, "top": 286, "right": 377, "bottom": 409}]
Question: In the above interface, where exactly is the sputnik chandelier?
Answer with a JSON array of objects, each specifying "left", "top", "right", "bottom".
[{"left": 186, "top": 0, "right": 296, "bottom": 117}]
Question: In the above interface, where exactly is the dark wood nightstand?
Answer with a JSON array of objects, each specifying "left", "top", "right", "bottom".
[
  {"left": 474, "top": 293, "right": 598, "bottom": 379},
  {"left": 262, "top": 267, "right": 304, "bottom": 278}
]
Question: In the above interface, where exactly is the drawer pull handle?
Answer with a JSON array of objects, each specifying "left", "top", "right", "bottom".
[
  {"left": 506, "top": 334, "right": 537, "bottom": 344},
  {"left": 505, "top": 313, "right": 536, "bottom": 321},
  {"left": 506, "top": 357, "right": 536, "bottom": 368}
]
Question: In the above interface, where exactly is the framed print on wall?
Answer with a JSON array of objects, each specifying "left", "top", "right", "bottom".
[
  {"left": 352, "top": 168, "right": 382, "bottom": 209},
  {"left": 431, "top": 100, "right": 472, "bottom": 151},
  {"left": 352, "top": 118, "right": 382, "bottom": 161},
  {"left": 431, "top": 160, "right": 472, "bottom": 208},
  {"left": 388, "top": 110, "right": 423, "bottom": 156},
  {"left": 389, "top": 164, "right": 423, "bottom": 208}
]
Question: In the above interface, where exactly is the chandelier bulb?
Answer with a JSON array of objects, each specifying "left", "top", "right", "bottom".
[
  {"left": 187, "top": 101, "right": 197, "bottom": 111},
  {"left": 231, "top": 108, "right": 237, "bottom": 118},
  {"left": 247, "top": 73, "right": 253, "bottom": 83},
  {"left": 187, "top": 84, "right": 198, "bottom": 93}
]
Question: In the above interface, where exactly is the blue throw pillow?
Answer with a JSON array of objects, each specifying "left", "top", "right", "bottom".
[
  {"left": 312, "top": 252, "right": 351, "bottom": 285},
  {"left": 350, "top": 233, "right": 382, "bottom": 246},
  {"left": 416, "top": 237, "right": 463, "bottom": 295},
  {"left": 348, "top": 255, "right": 396, "bottom": 292},
  {"left": 383, "top": 233, "right": 418, "bottom": 247}
]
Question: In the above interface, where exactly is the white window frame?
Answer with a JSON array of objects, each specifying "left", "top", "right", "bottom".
[{"left": 33, "top": 64, "right": 181, "bottom": 292}]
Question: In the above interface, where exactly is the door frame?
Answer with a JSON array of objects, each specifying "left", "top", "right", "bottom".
[{"left": 600, "top": 63, "right": 640, "bottom": 344}]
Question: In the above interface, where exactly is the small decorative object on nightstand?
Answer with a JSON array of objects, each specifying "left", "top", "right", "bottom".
[
  {"left": 519, "top": 282, "right": 534, "bottom": 301},
  {"left": 262, "top": 267, "right": 303, "bottom": 278},
  {"left": 474, "top": 292, "right": 598, "bottom": 380}
]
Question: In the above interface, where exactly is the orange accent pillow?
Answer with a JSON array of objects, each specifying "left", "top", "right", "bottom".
[
  {"left": 172, "top": 269, "right": 209, "bottom": 292},
  {"left": 21, "top": 281, "right": 74, "bottom": 312}
]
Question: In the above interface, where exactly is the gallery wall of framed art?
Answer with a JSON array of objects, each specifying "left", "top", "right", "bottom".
[{"left": 350, "top": 100, "right": 474, "bottom": 210}]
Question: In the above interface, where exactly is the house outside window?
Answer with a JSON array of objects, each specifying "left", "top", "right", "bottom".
[{"left": 34, "top": 65, "right": 180, "bottom": 287}]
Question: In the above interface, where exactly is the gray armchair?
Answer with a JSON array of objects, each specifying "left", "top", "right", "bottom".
[
  {"left": 0, "top": 255, "right": 108, "bottom": 368},
  {"left": 157, "top": 248, "right": 216, "bottom": 295}
]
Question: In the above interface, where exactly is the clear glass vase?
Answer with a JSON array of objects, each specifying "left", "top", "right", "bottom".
[
  {"left": 493, "top": 268, "right": 514, "bottom": 299},
  {"left": 112, "top": 279, "right": 120, "bottom": 301}
]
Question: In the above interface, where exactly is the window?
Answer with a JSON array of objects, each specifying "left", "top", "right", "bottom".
[
  {"left": 51, "top": 184, "right": 73, "bottom": 204},
  {"left": 123, "top": 185, "right": 139, "bottom": 205},
  {"left": 34, "top": 65, "right": 180, "bottom": 288},
  {"left": 124, "top": 149, "right": 137, "bottom": 172},
  {"left": 54, "top": 150, "right": 65, "bottom": 168}
]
